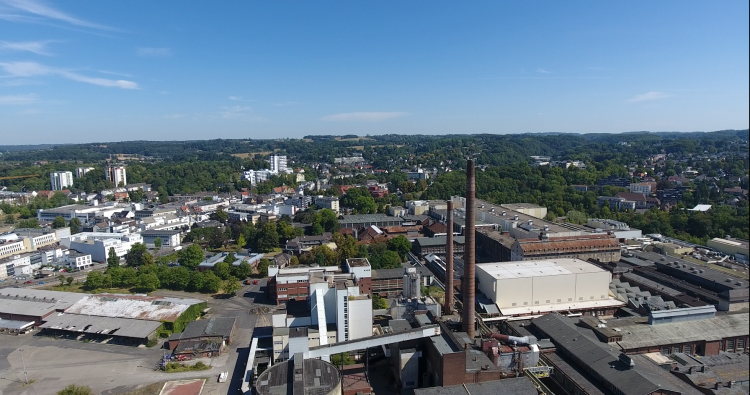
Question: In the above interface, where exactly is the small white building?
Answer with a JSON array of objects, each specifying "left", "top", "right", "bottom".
[{"left": 62, "top": 232, "right": 143, "bottom": 263}]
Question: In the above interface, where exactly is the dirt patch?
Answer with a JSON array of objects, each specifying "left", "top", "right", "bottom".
[
  {"left": 231, "top": 152, "right": 270, "bottom": 158},
  {"left": 107, "top": 381, "right": 166, "bottom": 395}
]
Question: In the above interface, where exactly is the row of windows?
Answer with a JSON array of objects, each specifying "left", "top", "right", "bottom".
[{"left": 510, "top": 296, "right": 603, "bottom": 306}]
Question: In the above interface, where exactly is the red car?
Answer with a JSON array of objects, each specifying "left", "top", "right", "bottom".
[
  {"left": 253, "top": 280, "right": 258, "bottom": 285},
  {"left": 24, "top": 280, "right": 32, "bottom": 284}
]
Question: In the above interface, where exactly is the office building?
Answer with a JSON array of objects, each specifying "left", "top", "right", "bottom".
[
  {"left": 75, "top": 167, "right": 95, "bottom": 178},
  {"left": 105, "top": 165, "right": 127, "bottom": 187},
  {"left": 50, "top": 171, "right": 73, "bottom": 191}
]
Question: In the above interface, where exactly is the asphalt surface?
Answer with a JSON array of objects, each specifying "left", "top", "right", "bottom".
[{"left": 0, "top": 278, "right": 272, "bottom": 395}]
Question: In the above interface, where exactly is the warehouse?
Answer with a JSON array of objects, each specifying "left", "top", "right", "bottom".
[
  {"left": 39, "top": 293, "right": 206, "bottom": 345},
  {"left": 0, "top": 288, "right": 85, "bottom": 324},
  {"left": 476, "top": 258, "right": 623, "bottom": 317}
]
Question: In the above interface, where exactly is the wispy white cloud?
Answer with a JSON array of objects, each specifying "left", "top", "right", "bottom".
[
  {"left": 536, "top": 68, "right": 551, "bottom": 74},
  {"left": 628, "top": 91, "right": 670, "bottom": 102},
  {"left": 0, "top": 61, "right": 139, "bottom": 89},
  {"left": 219, "top": 106, "right": 253, "bottom": 119},
  {"left": 322, "top": 111, "right": 408, "bottom": 122},
  {"left": 0, "top": 93, "right": 37, "bottom": 105},
  {"left": 0, "top": 0, "right": 113, "bottom": 30},
  {"left": 0, "top": 40, "right": 56, "bottom": 55},
  {"left": 136, "top": 47, "right": 172, "bottom": 57},
  {"left": 229, "top": 96, "right": 243, "bottom": 101}
]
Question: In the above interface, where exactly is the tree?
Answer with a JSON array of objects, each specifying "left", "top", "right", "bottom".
[
  {"left": 83, "top": 271, "right": 106, "bottom": 290},
  {"left": 107, "top": 247, "right": 120, "bottom": 270},
  {"left": 330, "top": 353, "right": 355, "bottom": 367},
  {"left": 154, "top": 237, "right": 162, "bottom": 250},
  {"left": 57, "top": 274, "right": 66, "bottom": 286},
  {"left": 222, "top": 277, "right": 242, "bottom": 296},
  {"left": 66, "top": 276, "right": 74, "bottom": 286},
  {"left": 201, "top": 271, "right": 223, "bottom": 293},
  {"left": 310, "top": 223, "right": 324, "bottom": 236},
  {"left": 58, "top": 384, "right": 93, "bottom": 395},
  {"left": 211, "top": 207, "right": 229, "bottom": 223},
  {"left": 69, "top": 217, "right": 81, "bottom": 234},
  {"left": 17, "top": 218, "right": 40, "bottom": 228},
  {"left": 214, "top": 261, "right": 232, "bottom": 280},
  {"left": 137, "top": 273, "right": 161, "bottom": 293},
  {"left": 290, "top": 256, "right": 299, "bottom": 265},
  {"left": 125, "top": 243, "right": 149, "bottom": 267},
  {"left": 255, "top": 222, "right": 279, "bottom": 252},
  {"left": 179, "top": 244, "right": 205, "bottom": 269},
  {"left": 373, "top": 294, "right": 389, "bottom": 310},
  {"left": 52, "top": 216, "right": 66, "bottom": 229},
  {"left": 223, "top": 253, "right": 237, "bottom": 264},
  {"left": 237, "top": 233, "right": 247, "bottom": 249},
  {"left": 386, "top": 235, "right": 412, "bottom": 260},
  {"left": 257, "top": 258, "right": 271, "bottom": 278},
  {"left": 232, "top": 261, "right": 253, "bottom": 279}
]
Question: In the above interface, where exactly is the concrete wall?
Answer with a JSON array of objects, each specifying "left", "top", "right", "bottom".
[{"left": 347, "top": 297, "right": 373, "bottom": 340}]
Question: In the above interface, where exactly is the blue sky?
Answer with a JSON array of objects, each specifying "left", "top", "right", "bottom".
[{"left": 1, "top": 1, "right": 748, "bottom": 144}]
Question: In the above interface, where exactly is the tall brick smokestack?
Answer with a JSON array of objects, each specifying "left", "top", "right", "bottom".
[
  {"left": 462, "top": 159, "right": 476, "bottom": 338},
  {"left": 444, "top": 200, "right": 454, "bottom": 315}
]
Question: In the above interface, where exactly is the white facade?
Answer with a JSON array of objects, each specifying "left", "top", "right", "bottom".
[
  {"left": 476, "top": 258, "right": 612, "bottom": 312},
  {"left": 62, "top": 232, "right": 142, "bottom": 262},
  {"left": 242, "top": 169, "right": 274, "bottom": 186},
  {"left": 315, "top": 196, "right": 340, "bottom": 213},
  {"left": 629, "top": 183, "right": 652, "bottom": 194},
  {"left": 269, "top": 155, "right": 288, "bottom": 173},
  {"left": 75, "top": 167, "right": 95, "bottom": 178},
  {"left": 50, "top": 171, "right": 74, "bottom": 191},
  {"left": 0, "top": 240, "right": 26, "bottom": 259},
  {"left": 105, "top": 166, "right": 127, "bottom": 187},
  {"left": 66, "top": 252, "right": 93, "bottom": 269}
]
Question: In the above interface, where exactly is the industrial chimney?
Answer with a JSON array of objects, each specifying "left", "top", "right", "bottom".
[
  {"left": 444, "top": 201, "right": 454, "bottom": 314},
  {"left": 462, "top": 159, "right": 476, "bottom": 338}
]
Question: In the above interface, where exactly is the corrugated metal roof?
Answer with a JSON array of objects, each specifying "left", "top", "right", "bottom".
[
  {"left": 40, "top": 313, "right": 162, "bottom": 339},
  {"left": 414, "top": 378, "right": 537, "bottom": 395},
  {"left": 64, "top": 294, "right": 204, "bottom": 322}
]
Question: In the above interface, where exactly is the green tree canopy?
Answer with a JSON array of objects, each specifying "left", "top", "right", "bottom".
[
  {"left": 69, "top": 217, "right": 81, "bottom": 234},
  {"left": 213, "top": 261, "right": 232, "bottom": 280},
  {"left": 178, "top": 244, "right": 205, "bottom": 269},
  {"left": 107, "top": 247, "right": 120, "bottom": 270},
  {"left": 51, "top": 216, "right": 66, "bottom": 229},
  {"left": 125, "top": 243, "right": 149, "bottom": 267}
]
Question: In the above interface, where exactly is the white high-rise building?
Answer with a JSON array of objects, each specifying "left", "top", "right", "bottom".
[
  {"left": 75, "top": 167, "right": 95, "bottom": 178},
  {"left": 269, "top": 155, "right": 288, "bottom": 173},
  {"left": 50, "top": 171, "right": 74, "bottom": 191},
  {"left": 105, "top": 166, "right": 127, "bottom": 187}
]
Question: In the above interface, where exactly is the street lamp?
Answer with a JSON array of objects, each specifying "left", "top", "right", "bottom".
[{"left": 19, "top": 349, "right": 28, "bottom": 385}]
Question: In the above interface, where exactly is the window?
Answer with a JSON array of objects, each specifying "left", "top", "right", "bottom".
[
  {"left": 672, "top": 346, "right": 681, "bottom": 354},
  {"left": 684, "top": 344, "right": 692, "bottom": 355},
  {"left": 512, "top": 303, "right": 517, "bottom": 306},
  {"left": 737, "top": 339, "right": 745, "bottom": 351},
  {"left": 726, "top": 340, "right": 734, "bottom": 352},
  {"left": 662, "top": 348, "right": 670, "bottom": 355},
  {"left": 546, "top": 300, "right": 550, "bottom": 304},
  {"left": 523, "top": 302, "right": 528, "bottom": 305},
  {"left": 579, "top": 297, "right": 583, "bottom": 301},
  {"left": 568, "top": 298, "right": 573, "bottom": 302}
]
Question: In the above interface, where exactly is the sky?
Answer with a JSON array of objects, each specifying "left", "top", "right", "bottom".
[{"left": 0, "top": 1, "right": 748, "bottom": 144}]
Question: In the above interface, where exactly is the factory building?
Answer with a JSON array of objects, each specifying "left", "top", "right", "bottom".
[
  {"left": 476, "top": 259, "right": 623, "bottom": 317},
  {"left": 256, "top": 356, "right": 341, "bottom": 395}
]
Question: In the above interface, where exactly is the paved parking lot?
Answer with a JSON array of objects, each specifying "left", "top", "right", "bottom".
[{"left": 0, "top": 279, "right": 273, "bottom": 395}]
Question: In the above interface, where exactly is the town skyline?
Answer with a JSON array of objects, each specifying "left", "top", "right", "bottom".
[{"left": 1, "top": 0, "right": 748, "bottom": 144}]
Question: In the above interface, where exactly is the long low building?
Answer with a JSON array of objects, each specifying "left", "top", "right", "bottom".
[
  {"left": 615, "top": 313, "right": 749, "bottom": 356},
  {"left": 476, "top": 258, "right": 623, "bottom": 317},
  {"left": 39, "top": 293, "right": 207, "bottom": 345},
  {"left": 0, "top": 288, "right": 86, "bottom": 324}
]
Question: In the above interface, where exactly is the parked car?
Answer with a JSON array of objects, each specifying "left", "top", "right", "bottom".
[
  {"left": 24, "top": 280, "right": 32, "bottom": 284},
  {"left": 39, "top": 282, "right": 45, "bottom": 284},
  {"left": 253, "top": 280, "right": 258, "bottom": 285},
  {"left": 243, "top": 280, "right": 251, "bottom": 285}
]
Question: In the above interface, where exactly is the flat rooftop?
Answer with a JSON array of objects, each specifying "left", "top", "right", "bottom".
[
  {"left": 346, "top": 258, "right": 370, "bottom": 267},
  {"left": 477, "top": 258, "right": 606, "bottom": 280},
  {"left": 40, "top": 313, "right": 162, "bottom": 339},
  {"left": 616, "top": 313, "right": 749, "bottom": 350},
  {"left": 64, "top": 294, "right": 204, "bottom": 322},
  {"left": 414, "top": 378, "right": 538, "bottom": 395}
]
